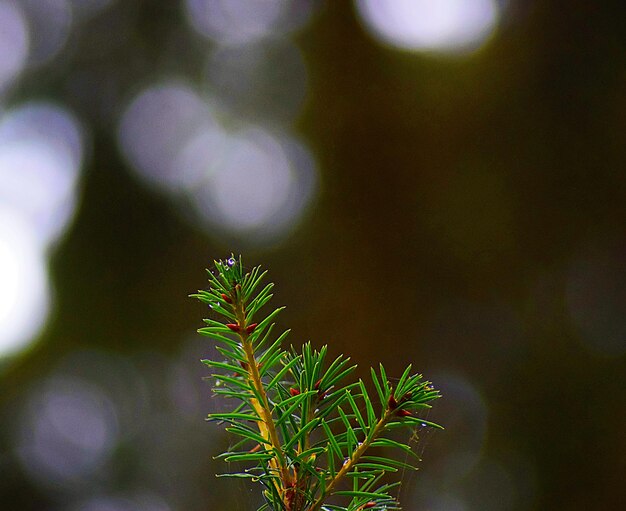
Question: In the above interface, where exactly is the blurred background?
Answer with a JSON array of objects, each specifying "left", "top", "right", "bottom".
[{"left": 0, "top": 1, "right": 625, "bottom": 510}]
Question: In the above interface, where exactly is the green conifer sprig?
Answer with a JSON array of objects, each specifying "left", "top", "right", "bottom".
[{"left": 193, "top": 255, "right": 442, "bottom": 511}]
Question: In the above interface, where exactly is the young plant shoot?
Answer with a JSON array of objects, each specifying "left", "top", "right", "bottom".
[{"left": 193, "top": 256, "right": 442, "bottom": 511}]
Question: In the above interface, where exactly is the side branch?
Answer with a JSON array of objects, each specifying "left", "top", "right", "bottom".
[{"left": 308, "top": 411, "right": 392, "bottom": 511}]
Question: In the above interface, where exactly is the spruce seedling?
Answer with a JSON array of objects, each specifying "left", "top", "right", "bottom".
[{"left": 193, "top": 256, "right": 442, "bottom": 511}]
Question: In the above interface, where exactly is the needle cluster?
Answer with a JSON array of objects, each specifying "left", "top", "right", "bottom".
[{"left": 193, "top": 256, "right": 442, "bottom": 511}]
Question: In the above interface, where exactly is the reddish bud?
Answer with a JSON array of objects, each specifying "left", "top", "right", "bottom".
[
  {"left": 388, "top": 395, "right": 398, "bottom": 410},
  {"left": 221, "top": 293, "right": 233, "bottom": 304},
  {"left": 314, "top": 379, "right": 328, "bottom": 399},
  {"left": 226, "top": 323, "right": 240, "bottom": 333},
  {"left": 246, "top": 323, "right": 258, "bottom": 334},
  {"left": 233, "top": 361, "right": 249, "bottom": 378},
  {"left": 363, "top": 503, "right": 377, "bottom": 509},
  {"left": 289, "top": 388, "right": 300, "bottom": 397},
  {"left": 400, "top": 391, "right": 412, "bottom": 403},
  {"left": 396, "top": 409, "right": 412, "bottom": 417}
]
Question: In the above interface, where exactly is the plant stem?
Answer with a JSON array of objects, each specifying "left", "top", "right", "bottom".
[
  {"left": 234, "top": 297, "right": 293, "bottom": 502},
  {"left": 308, "top": 411, "right": 392, "bottom": 511}
]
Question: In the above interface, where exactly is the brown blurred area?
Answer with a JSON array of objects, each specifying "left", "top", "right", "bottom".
[{"left": 0, "top": 1, "right": 625, "bottom": 511}]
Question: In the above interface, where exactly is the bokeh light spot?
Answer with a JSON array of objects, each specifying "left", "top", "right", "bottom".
[
  {"left": 74, "top": 494, "right": 171, "bottom": 511},
  {"left": 0, "top": 209, "right": 49, "bottom": 357},
  {"left": 186, "top": 127, "right": 318, "bottom": 241},
  {"left": 355, "top": 0, "right": 499, "bottom": 54},
  {"left": 16, "top": 376, "right": 119, "bottom": 486},
  {"left": 118, "top": 82, "right": 217, "bottom": 192},
  {"left": 197, "top": 128, "right": 293, "bottom": 228},
  {"left": 0, "top": 102, "right": 84, "bottom": 169},
  {"left": 119, "top": 81, "right": 318, "bottom": 244},
  {"left": 0, "top": 0, "right": 29, "bottom": 92},
  {"left": 19, "top": 0, "right": 73, "bottom": 67},
  {"left": 53, "top": 350, "right": 152, "bottom": 439},
  {"left": 0, "top": 102, "right": 84, "bottom": 247},
  {"left": 184, "top": 0, "right": 316, "bottom": 46}
]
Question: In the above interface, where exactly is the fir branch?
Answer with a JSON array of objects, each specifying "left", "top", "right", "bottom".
[{"left": 194, "top": 255, "right": 442, "bottom": 511}]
